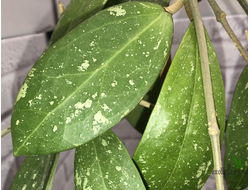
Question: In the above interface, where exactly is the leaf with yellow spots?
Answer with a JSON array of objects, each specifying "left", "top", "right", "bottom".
[
  {"left": 11, "top": 2, "right": 173, "bottom": 156},
  {"left": 133, "top": 22, "right": 225, "bottom": 189},
  {"left": 224, "top": 65, "right": 248, "bottom": 190},
  {"left": 74, "top": 130, "right": 146, "bottom": 190},
  {"left": 9, "top": 154, "right": 59, "bottom": 190}
]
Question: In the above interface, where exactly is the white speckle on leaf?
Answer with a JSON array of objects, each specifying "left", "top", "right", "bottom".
[
  {"left": 33, "top": 174, "right": 37, "bottom": 179},
  {"left": 107, "top": 6, "right": 126, "bottom": 16},
  {"left": 111, "top": 80, "right": 117, "bottom": 87},
  {"left": 194, "top": 144, "right": 197, "bottom": 151},
  {"left": 22, "top": 184, "right": 27, "bottom": 190},
  {"left": 92, "top": 92, "right": 98, "bottom": 99},
  {"left": 16, "top": 120, "right": 20, "bottom": 125},
  {"left": 65, "top": 79, "right": 72, "bottom": 84},
  {"left": 66, "top": 117, "right": 71, "bottom": 124},
  {"left": 102, "top": 139, "right": 108, "bottom": 146},
  {"left": 102, "top": 104, "right": 112, "bottom": 112},
  {"left": 53, "top": 125, "right": 58, "bottom": 132},
  {"left": 75, "top": 99, "right": 92, "bottom": 109},
  {"left": 101, "top": 93, "right": 106, "bottom": 97},
  {"left": 116, "top": 166, "right": 121, "bottom": 171},
  {"left": 93, "top": 111, "right": 109, "bottom": 125},
  {"left": 77, "top": 60, "right": 89, "bottom": 71},
  {"left": 16, "top": 83, "right": 28, "bottom": 102},
  {"left": 36, "top": 94, "right": 42, "bottom": 100},
  {"left": 28, "top": 100, "right": 33, "bottom": 107},
  {"left": 153, "top": 40, "right": 162, "bottom": 50},
  {"left": 28, "top": 68, "right": 36, "bottom": 77},
  {"left": 129, "top": 80, "right": 135, "bottom": 86},
  {"left": 49, "top": 101, "right": 54, "bottom": 105}
]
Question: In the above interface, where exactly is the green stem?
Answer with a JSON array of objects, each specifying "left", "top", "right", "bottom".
[
  {"left": 237, "top": 0, "right": 248, "bottom": 15},
  {"left": 187, "top": 0, "right": 225, "bottom": 189},
  {"left": 2, "top": 127, "right": 11, "bottom": 138},
  {"left": 164, "top": 0, "right": 186, "bottom": 15},
  {"left": 208, "top": 0, "right": 248, "bottom": 64}
]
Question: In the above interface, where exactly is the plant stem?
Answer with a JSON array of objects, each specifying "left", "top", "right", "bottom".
[
  {"left": 164, "top": 0, "right": 186, "bottom": 15},
  {"left": 139, "top": 100, "right": 154, "bottom": 110},
  {"left": 2, "top": 127, "right": 11, "bottom": 138},
  {"left": 237, "top": 0, "right": 248, "bottom": 15},
  {"left": 188, "top": 0, "right": 225, "bottom": 189},
  {"left": 184, "top": 1, "right": 193, "bottom": 21},
  {"left": 208, "top": 0, "right": 248, "bottom": 63}
]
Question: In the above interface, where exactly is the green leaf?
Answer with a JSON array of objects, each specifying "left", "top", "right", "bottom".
[
  {"left": 104, "top": 0, "right": 171, "bottom": 9},
  {"left": 11, "top": 2, "right": 173, "bottom": 156},
  {"left": 48, "top": 0, "right": 108, "bottom": 47},
  {"left": 9, "top": 154, "right": 59, "bottom": 190},
  {"left": 74, "top": 130, "right": 146, "bottom": 189},
  {"left": 126, "top": 77, "right": 163, "bottom": 133},
  {"left": 133, "top": 22, "right": 225, "bottom": 189},
  {"left": 224, "top": 65, "right": 248, "bottom": 190}
]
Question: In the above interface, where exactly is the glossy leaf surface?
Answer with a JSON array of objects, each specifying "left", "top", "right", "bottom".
[
  {"left": 9, "top": 154, "right": 59, "bottom": 190},
  {"left": 49, "top": 0, "right": 107, "bottom": 47},
  {"left": 74, "top": 130, "right": 146, "bottom": 189},
  {"left": 224, "top": 65, "right": 248, "bottom": 190},
  {"left": 133, "top": 22, "right": 225, "bottom": 189},
  {"left": 11, "top": 2, "right": 173, "bottom": 156}
]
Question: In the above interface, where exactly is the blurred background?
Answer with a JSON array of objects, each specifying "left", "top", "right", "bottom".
[{"left": 1, "top": 0, "right": 247, "bottom": 189}]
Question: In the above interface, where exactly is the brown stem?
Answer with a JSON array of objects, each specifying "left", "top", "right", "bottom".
[
  {"left": 208, "top": 0, "right": 248, "bottom": 63},
  {"left": 164, "top": 0, "right": 186, "bottom": 15}
]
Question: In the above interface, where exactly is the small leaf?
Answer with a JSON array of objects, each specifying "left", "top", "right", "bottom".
[
  {"left": 74, "top": 130, "right": 146, "bottom": 190},
  {"left": 9, "top": 154, "right": 59, "bottom": 190},
  {"left": 11, "top": 2, "right": 173, "bottom": 156},
  {"left": 224, "top": 65, "right": 248, "bottom": 190},
  {"left": 133, "top": 22, "right": 225, "bottom": 189},
  {"left": 49, "top": 0, "right": 107, "bottom": 47}
]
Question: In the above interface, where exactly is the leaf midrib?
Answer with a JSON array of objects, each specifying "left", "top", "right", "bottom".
[{"left": 15, "top": 12, "right": 165, "bottom": 155}]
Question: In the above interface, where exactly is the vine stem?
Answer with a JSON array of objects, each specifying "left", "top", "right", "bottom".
[
  {"left": 237, "top": 0, "right": 248, "bottom": 15},
  {"left": 188, "top": 0, "right": 225, "bottom": 189},
  {"left": 2, "top": 127, "right": 11, "bottom": 138},
  {"left": 207, "top": 0, "right": 248, "bottom": 64},
  {"left": 164, "top": 0, "right": 186, "bottom": 15}
]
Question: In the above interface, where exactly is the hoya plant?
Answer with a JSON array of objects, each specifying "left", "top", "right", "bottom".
[{"left": 2, "top": 0, "right": 247, "bottom": 189}]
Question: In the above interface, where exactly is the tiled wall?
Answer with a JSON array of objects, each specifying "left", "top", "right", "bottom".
[{"left": 1, "top": 1, "right": 247, "bottom": 190}]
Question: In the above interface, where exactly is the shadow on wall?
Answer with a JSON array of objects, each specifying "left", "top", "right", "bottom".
[{"left": 1, "top": 8, "right": 56, "bottom": 189}]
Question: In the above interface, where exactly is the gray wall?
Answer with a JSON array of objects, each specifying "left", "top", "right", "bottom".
[{"left": 1, "top": 1, "right": 247, "bottom": 189}]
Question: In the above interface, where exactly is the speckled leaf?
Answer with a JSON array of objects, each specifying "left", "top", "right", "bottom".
[
  {"left": 74, "top": 130, "right": 146, "bottom": 189},
  {"left": 9, "top": 154, "right": 59, "bottom": 190},
  {"left": 11, "top": 2, "right": 173, "bottom": 156},
  {"left": 133, "top": 22, "right": 225, "bottom": 189},
  {"left": 48, "top": 0, "right": 107, "bottom": 47},
  {"left": 224, "top": 65, "right": 248, "bottom": 190}
]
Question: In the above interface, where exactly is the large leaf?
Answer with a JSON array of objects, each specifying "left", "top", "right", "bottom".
[
  {"left": 74, "top": 130, "right": 146, "bottom": 189},
  {"left": 9, "top": 154, "right": 59, "bottom": 190},
  {"left": 48, "top": 0, "right": 107, "bottom": 47},
  {"left": 224, "top": 65, "right": 248, "bottom": 190},
  {"left": 133, "top": 22, "right": 225, "bottom": 189},
  {"left": 11, "top": 2, "right": 173, "bottom": 156}
]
